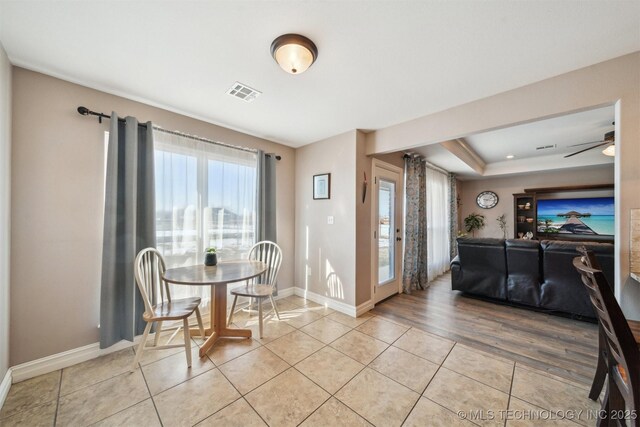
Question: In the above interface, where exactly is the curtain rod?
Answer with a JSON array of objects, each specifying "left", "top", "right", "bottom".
[
  {"left": 402, "top": 153, "right": 449, "bottom": 175},
  {"left": 77, "top": 106, "right": 281, "bottom": 160}
]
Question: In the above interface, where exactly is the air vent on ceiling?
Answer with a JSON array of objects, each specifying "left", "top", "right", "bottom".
[
  {"left": 226, "top": 82, "right": 261, "bottom": 102},
  {"left": 536, "top": 144, "right": 557, "bottom": 151}
]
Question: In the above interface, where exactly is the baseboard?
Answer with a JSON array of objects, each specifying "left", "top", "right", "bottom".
[
  {"left": 0, "top": 368, "right": 11, "bottom": 409},
  {"left": 275, "top": 287, "right": 295, "bottom": 298},
  {"left": 356, "top": 299, "right": 374, "bottom": 317},
  {"left": 293, "top": 288, "right": 361, "bottom": 317},
  {"left": 10, "top": 336, "right": 143, "bottom": 383}
]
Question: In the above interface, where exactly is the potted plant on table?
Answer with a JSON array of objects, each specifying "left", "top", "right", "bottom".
[
  {"left": 204, "top": 247, "right": 217, "bottom": 266},
  {"left": 497, "top": 214, "right": 507, "bottom": 239},
  {"left": 464, "top": 212, "right": 486, "bottom": 237}
]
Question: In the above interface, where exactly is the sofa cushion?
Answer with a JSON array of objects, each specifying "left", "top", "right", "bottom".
[
  {"left": 452, "top": 237, "right": 507, "bottom": 300},
  {"left": 540, "top": 240, "right": 614, "bottom": 317},
  {"left": 505, "top": 239, "right": 541, "bottom": 306}
]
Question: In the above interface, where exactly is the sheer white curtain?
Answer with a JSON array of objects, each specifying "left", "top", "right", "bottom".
[
  {"left": 153, "top": 129, "right": 258, "bottom": 310},
  {"left": 426, "top": 166, "right": 451, "bottom": 281}
]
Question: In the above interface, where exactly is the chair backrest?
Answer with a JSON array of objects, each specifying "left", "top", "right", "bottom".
[
  {"left": 135, "top": 248, "right": 171, "bottom": 316},
  {"left": 248, "top": 241, "right": 283, "bottom": 288},
  {"left": 573, "top": 253, "right": 639, "bottom": 401}
]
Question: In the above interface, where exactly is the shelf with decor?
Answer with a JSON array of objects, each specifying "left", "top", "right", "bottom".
[{"left": 513, "top": 193, "right": 537, "bottom": 239}]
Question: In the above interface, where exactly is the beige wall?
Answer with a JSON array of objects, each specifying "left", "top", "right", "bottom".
[
  {"left": 10, "top": 68, "right": 296, "bottom": 365},
  {"left": 0, "top": 42, "right": 11, "bottom": 380},
  {"left": 295, "top": 131, "right": 357, "bottom": 306},
  {"left": 459, "top": 166, "right": 614, "bottom": 239},
  {"left": 366, "top": 52, "right": 640, "bottom": 317},
  {"left": 355, "top": 131, "right": 372, "bottom": 306}
]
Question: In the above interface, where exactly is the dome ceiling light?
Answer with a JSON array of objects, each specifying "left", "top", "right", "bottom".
[{"left": 271, "top": 34, "right": 318, "bottom": 75}]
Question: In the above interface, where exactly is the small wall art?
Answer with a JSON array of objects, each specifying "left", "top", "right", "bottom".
[{"left": 313, "top": 173, "right": 331, "bottom": 200}]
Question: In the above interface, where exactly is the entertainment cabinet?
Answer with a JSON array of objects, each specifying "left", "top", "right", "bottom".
[{"left": 512, "top": 184, "right": 614, "bottom": 242}]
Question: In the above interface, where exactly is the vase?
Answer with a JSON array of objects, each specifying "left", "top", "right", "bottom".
[{"left": 204, "top": 253, "right": 217, "bottom": 266}]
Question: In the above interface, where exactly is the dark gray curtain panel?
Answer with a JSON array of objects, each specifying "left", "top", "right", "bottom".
[
  {"left": 100, "top": 114, "right": 156, "bottom": 348},
  {"left": 402, "top": 156, "right": 428, "bottom": 293},
  {"left": 256, "top": 150, "right": 277, "bottom": 243},
  {"left": 449, "top": 173, "right": 459, "bottom": 260}
]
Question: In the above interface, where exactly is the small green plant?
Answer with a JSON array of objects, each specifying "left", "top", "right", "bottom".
[
  {"left": 464, "top": 213, "right": 486, "bottom": 237},
  {"left": 496, "top": 214, "right": 507, "bottom": 239},
  {"left": 205, "top": 247, "right": 217, "bottom": 254}
]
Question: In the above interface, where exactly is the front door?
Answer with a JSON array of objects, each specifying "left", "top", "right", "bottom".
[{"left": 372, "top": 160, "right": 403, "bottom": 304}]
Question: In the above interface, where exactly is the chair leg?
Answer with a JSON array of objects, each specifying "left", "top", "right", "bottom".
[
  {"left": 132, "top": 322, "right": 153, "bottom": 371},
  {"left": 258, "top": 298, "right": 264, "bottom": 339},
  {"left": 195, "top": 307, "right": 205, "bottom": 339},
  {"left": 270, "top": 295, "right": 281, "bottom": 320},
  {"left": 183, "top": 318, "right": 192, "bottom": 368},
  {"left": 590, "top": 349, "right": 607, "bottom": 401},
  {"left": 228, "top": 295, "right": 238, "bottom": 327},
  {"left": 153, "top": 321, "right": 163, "bottom": 347},
  {"left": 597, "top": 383, "right": 610, "bottom": 427},
  {"left": 249, "top": 297, "right": 253, "bottom": 317}
]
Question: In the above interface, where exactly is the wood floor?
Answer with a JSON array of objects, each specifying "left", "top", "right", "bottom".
[{"left": 372, "top": 272, "right": 598, "bottom": 386}]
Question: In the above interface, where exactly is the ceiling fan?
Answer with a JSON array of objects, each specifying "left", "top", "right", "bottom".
[{"left": 564, "top": 128, "right": 615, "bottom": 158}]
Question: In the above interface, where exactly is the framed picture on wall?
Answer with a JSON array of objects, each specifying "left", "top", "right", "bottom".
[{"left": 313, "top": 173, "right": 331, "bottom": 200}]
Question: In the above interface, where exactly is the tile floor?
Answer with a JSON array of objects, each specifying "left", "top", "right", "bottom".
[{"left": 0, "top": 295, "right": 601, "bottom": 426}]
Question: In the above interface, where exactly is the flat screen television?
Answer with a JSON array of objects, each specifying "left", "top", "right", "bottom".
[{"left": 537, "top": 197, "right": 614, "bottom": 238}]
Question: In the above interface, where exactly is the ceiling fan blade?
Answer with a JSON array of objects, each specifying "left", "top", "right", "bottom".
[
  {"left": 564, "top": 141, "right": 612, "bottom": 158},
  {"left": 567, "top": 139, "right": 605, "bottom": 147}
]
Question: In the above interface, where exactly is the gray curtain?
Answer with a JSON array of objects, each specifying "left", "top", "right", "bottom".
[
  {"left": 449, "top": 173, "right": 459, "bottom": 260},
  {"left": 256, "top": 150, "right": 277, "bottom": 243},
  {"left": 402, "top": 156, "right": 428, "bottom": 293},
  {"left": 100, "top": 114, "right": 156, "bottom": 349}
]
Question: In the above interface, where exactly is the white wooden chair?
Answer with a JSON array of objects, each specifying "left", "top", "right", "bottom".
[
  {"left": 132, "top": 248, "right": 205, "bottom": 370},
  {"left": 227, "top": 241, "right": 283, "bottom": 338}
]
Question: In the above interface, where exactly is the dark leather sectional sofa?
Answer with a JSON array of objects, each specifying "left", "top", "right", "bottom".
[{"left": 450, "top": 237, "right": 614, "bottom": 318}]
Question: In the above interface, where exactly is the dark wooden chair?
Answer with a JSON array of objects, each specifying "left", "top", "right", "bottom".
[
  {"left": 579, "top": 247, "right": 640, "bottom": 402},
  {"left": 574, "top": 253, "right": 639, "bottom": 426}
]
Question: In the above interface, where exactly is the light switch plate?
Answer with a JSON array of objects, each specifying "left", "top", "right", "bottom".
[{"left": 327, "top": 216, "right": 334, "bottom": 225}]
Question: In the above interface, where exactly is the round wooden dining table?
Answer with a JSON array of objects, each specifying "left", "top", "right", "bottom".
[{"left": 163, "top": 260, "right": 267, "bottom": 357}]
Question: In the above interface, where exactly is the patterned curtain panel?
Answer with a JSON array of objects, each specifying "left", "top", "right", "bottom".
[
  {"left": 402, "top": 156, "right": 428, "bottom": 293},
  {"left": 449, "top": 173, "right": 459, "bottom": 259}
]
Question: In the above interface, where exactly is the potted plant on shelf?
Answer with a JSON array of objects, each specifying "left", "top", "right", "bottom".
[
  {"left": 464, "top": 213, "right": 486, "bottom": 237},
  {"left": 204, "top": 247, "right": 217, "bottom": 266}
]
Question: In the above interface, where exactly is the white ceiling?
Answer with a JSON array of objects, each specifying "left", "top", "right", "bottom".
[
  {"left": 413, "top": 106, "right": 615, "bottom": 179},
  {"left": 0, "top": 1, "right": 638, "bottom": 147}
]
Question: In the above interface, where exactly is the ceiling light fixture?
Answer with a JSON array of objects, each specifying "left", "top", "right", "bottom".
[
  {"left": 506, "top": 154, "right": 515, "bottom": 159},
  {"left": 602, "top": 144, "right": 615, "bottom": 157},
  {"left": 271, "top": 34, "right": 318, "bottom": 75}
]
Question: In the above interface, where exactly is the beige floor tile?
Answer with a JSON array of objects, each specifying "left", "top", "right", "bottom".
[
  {"left": 369, "top": 346, "right": 438, "bottom": 393},
  {"left": 0, "top": 400, "right": 56, "bottom": 427},
  {"left": 57, "top": 370, "right": 149, "bottom": 426},
  {"left": 135, "top": 330, "right": 196, "bottom": 366},
  {"left": 279, "top": 308, "right": 324, "bottom": 329},
  {"left": 206, "top": 337, "right": 261, "bottom": 365},
  {"left": 246, "top": 368, "right": 330, "bottom": 427},
  {"left": 393, "top": 327, "right": 454, "bottom": 364},
  {"left": 442, "top": 344, "right": 514, "bottom": 392},
  {"left": 266, "top": 330, "right": 324, "bottom": 364},
  {"left": 0, "top": 371, "right": 60, "bottom": 420},
  {"left": 506, "top": 397, "right": 579, "bottom": 426},
  {"left": 154, "top": 368, "right": 240, "bottom": 427},
  {"left": 300, "top": 317, "right": 353, "bottom": 344},
  {"left": 196, "top": 398, "right": 266, "bottom": 426},
  {"left": 300, "top": 397, "right": 372, "bottom": 427},
  {"left": 279, "top": 295, "right": 320, "bottom": 308},
  {"left": 61, "top": 349, "right": 136, "bottom": 395},
  {"left": 510, "top": 365, "right": 599, "bottom": 426},
  {"left": 330, "top": 330, "right": 388, "bottom": 365},
  {"left": 233, "top": 317, "right": 297, "bottom": 344},
  {"left": 142, "top": 346, "right": 215, "bottom": 395},
  {"left": 327, "top": 311, "right": 374, "bottom": 328},
  {"left": 424, "top": 367, "right": 509, "bottom": 427},
  {"left": 295, "top": 346, "right": 364, "bottom": 394},
  {"left": 304, "top": 304, "right": 335, "bottom": 317},
  {"left": 335, "top": 367, "right": 420, "bottom": 427},
  {"left": 356, "top": 316, "right": 409, "bottom": 344},
  {"left": 93, "top": 398, "right": 161, "bottom": 427},
  {"left": 404, "top": 397, "right": 476, "bottom": 427},
  {"left": 516, "top": 363, "right": 590, "bottom": 391},
  {"left": 219, "top": 347, "right": 290, "bottom": 394}
]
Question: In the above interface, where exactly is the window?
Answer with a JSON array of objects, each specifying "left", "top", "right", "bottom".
[{"left": 154, "top": 129, "right": 258, "bottom": 303}]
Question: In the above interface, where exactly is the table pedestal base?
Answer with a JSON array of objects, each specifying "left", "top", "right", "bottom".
[{"left": 192, "top": 284, "right": 252, "bottom": 357}]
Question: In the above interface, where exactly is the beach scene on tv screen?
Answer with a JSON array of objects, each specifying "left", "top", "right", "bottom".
[{"left": 537, "top": 197, "right": 614, "bottom": 236}]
